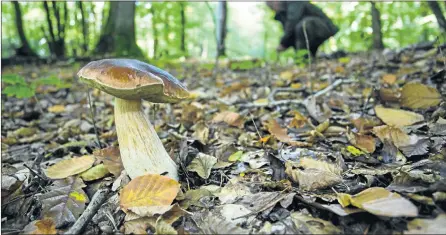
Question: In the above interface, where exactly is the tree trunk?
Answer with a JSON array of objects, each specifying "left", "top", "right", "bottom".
[
  {"left": 94, "top": 1, "right": 143, "bottom": 57},
  {"left": 12, "top": 1, "right": 37, "bottom": 57},
  {"left": 428, "top": 1, "right": 446, "bottom": 31},
  {"left": 77, "top": 1, "right": 88, "bottom": 54},
  {"left": 150, "top": 4, "right": 158, "bottom": 59},
  {"left": 42, "top": 1, "right": 66, "bottom": 58},
  {"left": 179, "top": 2, "right": 186, "bottom": 55},
  {"left": 371, "top": 2, "right": 384, "bottom": 50},
  {"left": 216, "top": 1, "right": 227, "bottom": 57}
]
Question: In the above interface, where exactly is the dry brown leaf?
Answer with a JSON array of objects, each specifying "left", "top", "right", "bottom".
[
  {"left": 266, "top": 119, "right": 311, "bottom": 147},
  {"left": 212, "top": 111, "right": 245, "bottom": 128},
  {"left": 401, "top": 83, "right": 442, "bottom": 109},
  {"left": 289, "top": 111, "right": 308, "bottom": 128},
  {"left": 120, "top": 174, "right": 180, "bottom": 215},
  {"left": 346, "top": 131, "right": 376, "bottom": 153},
  {"left": 372, "top": 125, "right": 411, "bottom": 147},
  {"left": 379, "top": 88, "right": 401, "bottom": 102},
  {"left": 351, "top": 117, "right": 381, "bottom": 133},
  {"left": 23, "top": 218, "right": 57, "bottom": 234},
  {"left": 285, "top": 161, "right": 342, "bottom": 191},
  {"left": 44, "top": 155, "right": 95, "bottom": 179},
  {"left": 374, "top": 105, "right": 424, "bottom": 127},
  {"left": 94, "top": 147, "right": 124, "bottom": 176}
]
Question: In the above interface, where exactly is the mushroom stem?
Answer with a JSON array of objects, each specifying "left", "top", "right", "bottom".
[{"left": 114, "top": 97, "right": 178, "bottom": 180}]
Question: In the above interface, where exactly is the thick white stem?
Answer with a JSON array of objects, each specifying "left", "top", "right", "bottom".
[{"left": 114, "top": 98, "right": 178, "bottom": 180}]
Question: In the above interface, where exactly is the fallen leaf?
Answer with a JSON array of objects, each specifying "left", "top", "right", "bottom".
[
  {"left": 373, "top": 125, "right": 411, "bottom": 147},
  {"left": 44, "top": 155, "right": 96, "bottom": 179},
  {"left": 299, "top": 157, "right": 343, "bottom": 175},
  {"left": 187, "top": 153, "right": 217, "bottom": 179},
  {"left": 48, "top": 105, "right": 66, "bottom": 113},
  {"left": 38, "top": 177, "right": 89, "bottom": 228},
  {"left": 351, "top": 116, "right": 381, "bottom": 133},
  {"left": 346, "top": 131, "right": 376, "bottom": 153},
  {"left": 379, "top": 87, "right": 401, "bottom": 102},
  {"left": 289, "top": 111, "right": 308, "bottom": 128},
  {"left": 280, "top": 70, "right": 294, "bottom": 80},
  {"left": 405, "top": 214, "right": 446, "bottom": 234},
  {"left": 212, "top": 111, "right": 245, "bottom": 128},
  {"left": 192, "top": 121, "right": 209, "bottom": 144},
  {"left": 345, "top": 145, "right": 366, "bottom": 157},
  {"left": 305, "top": 96, "right": 331, "bottom": 123},
  {"left": 155, "top": 219, "right": 177, "bottom": 234},
  {"left": 228, "top": 151, "right": 243, "bottom": 162},
  {"left": 401, "top": 83, "right": 442, "bottom": 109},
  {"left": 285, "top": 161, "right": 342, "bottom": 191},
  {"left": 79, "top": 164, "right": 109, "bottom": 181},
  {"left": 120, "top": 174, "right": 180, "bottom": 215},
  {"left": 382, "top": 74, "right": 397, "bottom": 84},
  {"left": 94, "top": 147, "right": 124, "bottom": 176},
  {"left": 124, "top": 217, "right": 157, "bottom": 234},
  {"left": 399, "top": 138, "right": 430, "bottom": 157},
  {"left": 23, "top": 218, "right": 57, "bottom": 234},
  {"left": 266, "top": 119, "right": 309, "bottom": 147},
  {"left": 337, "top": 187, "right": 418, "bottom": 217},
  {"left": 214, "top": 177, "right": 252, "bottom": 204},
  {"left": 429, "top": 117, "right": 446, "bottom": 135},
  {"left": 290, "top": 212, "right": 341, "bottom": 234},
  {"left": 192, "top": 210, "right": 250, "bottom": 234},
  {"left": 374, "top": 105, "right": 424, "bottom": 127}
]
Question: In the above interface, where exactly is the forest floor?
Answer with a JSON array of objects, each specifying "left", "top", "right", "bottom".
[{"left": 1, "top": 47, "right": 446, "bottom": 234}]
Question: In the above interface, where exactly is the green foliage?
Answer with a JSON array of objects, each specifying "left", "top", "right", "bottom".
[{"left": 2, "top": 74, "right": 71, "bottom": 99}]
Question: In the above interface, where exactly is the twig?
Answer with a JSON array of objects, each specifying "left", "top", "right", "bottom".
[
  {"left": 268, "top": 87, "right": 306, "bottom": 102},
  {"left": 360, "top": 86, "right": 376, "bottom": 117},
  {"left": 66, "top": 188, "right": 110, "bottom": 235},
  {"left": 87, "top": 89, "right": 102, "bottom": 149},
  {"left": 238, "top": 79, "right": 354, "bottom": 108}
]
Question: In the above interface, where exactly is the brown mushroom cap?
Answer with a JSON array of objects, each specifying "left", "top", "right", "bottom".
[{"left": 77, "top": 59, "right": 190, "bottom": 103}]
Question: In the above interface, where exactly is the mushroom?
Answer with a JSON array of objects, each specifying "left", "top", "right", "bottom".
[{"left": 77, "top": 59, "right": 189, "bottom": 180}]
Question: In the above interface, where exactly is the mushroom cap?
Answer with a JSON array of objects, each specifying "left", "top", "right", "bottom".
[{"left": 77, "top": 58, "right": 190, "bottom": 103}]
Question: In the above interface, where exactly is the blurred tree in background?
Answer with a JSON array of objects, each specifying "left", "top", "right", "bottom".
[{"left": 1, "top": 1, "right": 444, "bottom": 61}]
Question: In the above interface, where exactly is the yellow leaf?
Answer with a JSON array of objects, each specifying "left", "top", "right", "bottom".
[
  {"left": 362, "top": 87, "right": 372, "bottom": 98},
  {"left": 337, "top": 187, "right": 418, "bottom": 217},
  {"left": 290, "top": 83, "right": 303, "bottom": 89},
  {"left": 382, "top": 74, "right": 397, "bottom": 84},
  {"left": 288, "top": 111, "right": 307, "bottom": 128},
  {"left": 259, "top": 135, "right": 271, "bottom": 144},
  {"left": 120, "top": 174, "right": 180, "bottom": 214},
  {"left": 48, "top": 105, "right": 66, "bottom": 113},
  {"left": 212, "top": 111, "right": 245, "bottom": 128},
  {"left": 69, "top": 191, "right": 88, "bottom": 202},
  {"left": 374, "top": 105, "right": 424, "bottom": 127},
  {"left": 79, "top": 164, "right": 109, "bottom": 181},
  {"left": 45, "top": 155, "right": 96, "bottom": 179},
  {"left": 401, "top": 83, "right": 442, "bottom": 109},
  {"left": 335, "top": 66, "right": 345, "bottom": 74},
  {"left": 253, "top": 98, "right": 269, "bottom": 106},
  {"left": 338, "top": 57, "right": 351, "bottom": 63},
  {"left": 346, "top": 145, "right": 365, "bottom": 156}
]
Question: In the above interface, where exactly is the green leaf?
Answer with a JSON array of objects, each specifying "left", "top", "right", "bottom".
[
  {"left": 2, "top": 84, "right": 35, "bottom": 98},
  {"left": 2, "top": 74, "right": 27, "bottom": 85}
]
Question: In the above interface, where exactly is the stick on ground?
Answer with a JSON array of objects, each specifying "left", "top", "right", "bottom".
[{"left": 66, "top": 188, "right": 110, "bottom": 235}]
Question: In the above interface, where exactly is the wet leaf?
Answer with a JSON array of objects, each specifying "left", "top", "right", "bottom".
[
  {"left": 93, "top": 146, "right": 124, "bottom": 176},
  {"left": 44, "top": 155, "right": 96, "bottom": 179},
  {"left": 120, "top": 174, "right": 180, "bottom": 216},
  {"left": 374, "top": 105, "right": 424, "bottom": 127},
  {"left": 212, "top": 111, "right": 245, "bottom": 128},
  {"left": 337, "top": 187, "right": 418, "bottom": 217},
  {"left": 187, "top": 153, "right": 217, "bottom": 179},
  {"left": 401, "top": 83, "right": 442, "bottom": 109},
  {"left": 38, "top": 177, "right": 89, "bottom": 228},
  {"left": 23, "top": 218, "right": 57, "bottom": 234},
  {"left": 79, "top": 164, "right": 109, "bottom": 181}
]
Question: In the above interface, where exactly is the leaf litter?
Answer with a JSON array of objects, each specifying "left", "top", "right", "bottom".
[{"left": 1, "top": 47, "right": 446, "bottom": 234}]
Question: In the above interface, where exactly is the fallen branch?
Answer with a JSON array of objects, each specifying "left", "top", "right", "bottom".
[
  {"left": 66, "top": 188, "right": 110, "bottom": 235},
  {"left": 238, "top": 79, "right": 354, "bottom": 108}
]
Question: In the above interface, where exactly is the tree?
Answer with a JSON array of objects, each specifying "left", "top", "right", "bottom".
[
  {"left": 76, "top": 1, "right": 88, "bottom": 55},
  {"left": 216, "top": 1, "right": 227, "bottom": 57},
  {"left": 427, "top": 1, "right": 446, "bottom": 32},
  {"left": 94, "top": 1, "right": 144, "bottom": 57},
  {"left": 150, "top": 4, "right": 159, "bottom": 59},
  {"left": 179, "top": 2, "right": 187, "bottom": 55},
  {"left": 42, "top": 1, "right": 68, "bottom": 58},
  {"left": 12, "top": 1, "right": 37, "bottom": 57},
  {"left": 371, "top": 2, "right": 384, "bottom": 50}
]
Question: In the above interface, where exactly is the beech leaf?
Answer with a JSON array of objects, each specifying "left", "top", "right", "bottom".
[
  {"left": 374, "top": 105, "right": 424, "bottom": 127},
  {"left": 45, "top": 155, "right": 95, "bottom": 179}
]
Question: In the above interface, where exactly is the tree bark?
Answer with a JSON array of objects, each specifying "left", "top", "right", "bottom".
[
  {"left": 42, "top": 1, "right": 66, "bottom": 58},
  {"left": 77, "top": 1, "right": 88, "bottom": 54},
  {"left": 12, "top": 1, "right": 37, "bottom": 57},
  {"left": 179, "top": 2, "right": 186, "bottom": 55},
  {"left": 150, "top": 4, "right": 158, "bottom": 59},
  {"left": 216, "top": 1, "right": 227, "bottom": 57},
  {"left": 371, "top": 2, "right": 384, "bottom": 50},
  {"left": 95, "top": 1, "right": 143, "bottom": 57},
  {"left": 428, "top": 1, "right": 446, "bottom": 31}
]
